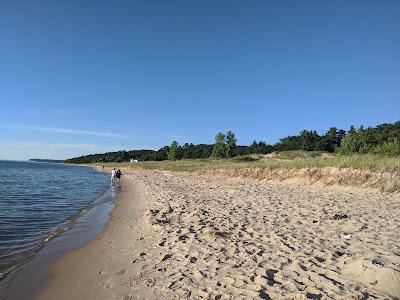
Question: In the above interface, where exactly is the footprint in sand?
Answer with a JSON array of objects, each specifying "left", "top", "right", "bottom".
[
  {"left": 98, "top": 268, "right": 108, "bottom": 275},
  {"left": 116, "top": 269, "right": 127, "bottom": 276}
]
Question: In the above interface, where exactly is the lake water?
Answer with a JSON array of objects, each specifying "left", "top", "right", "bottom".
[{"left": 0, "top": 160, "right": 110, "bottom": 280}]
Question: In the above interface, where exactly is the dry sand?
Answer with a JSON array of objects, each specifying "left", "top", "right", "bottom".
[{"left": 35, "top": 170, "right": 400, "bottom": 299}]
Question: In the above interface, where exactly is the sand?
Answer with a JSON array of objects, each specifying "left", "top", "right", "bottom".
[{"left": 35, "top": 169, "right": 400, "bottom": 299}]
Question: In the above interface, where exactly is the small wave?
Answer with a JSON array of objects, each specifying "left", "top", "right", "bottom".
[{"left": 0, "top": 161, "right": 113, "bottom": 282}]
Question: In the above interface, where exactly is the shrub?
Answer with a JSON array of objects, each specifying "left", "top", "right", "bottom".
[
  {"left": 338, "top": 132, "right": 370, "bottom": 155},
  {"left": 372, "top": 140, "right": 400, "bottom": 156},
  {"left": 235, "top": 156, "right": 258, "bottom": 162}
]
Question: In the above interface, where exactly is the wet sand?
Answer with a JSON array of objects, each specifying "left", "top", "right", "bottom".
[{"left": 35, "top": 170, "right": 400, "bottom": 299}]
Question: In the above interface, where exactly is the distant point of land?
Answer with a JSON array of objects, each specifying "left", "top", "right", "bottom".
[{"left": 28, "top": 159, "right": 64, "bottom": 164}]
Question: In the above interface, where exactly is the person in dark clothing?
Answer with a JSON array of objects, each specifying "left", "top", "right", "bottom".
[{"left": 116, "top": 169, "right": 121, "bottom": 183}]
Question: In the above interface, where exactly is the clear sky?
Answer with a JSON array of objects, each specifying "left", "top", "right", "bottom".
[{"left": 1, "top": 0, "right": 399, "bottom": 160}]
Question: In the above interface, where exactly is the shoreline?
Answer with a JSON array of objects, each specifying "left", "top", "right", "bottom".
[
  {"left": 33, "top": 173, "right": 162, "bottom": 300},
  {"left": 34, "top": 169, "right": 400, "bottom": 299}
]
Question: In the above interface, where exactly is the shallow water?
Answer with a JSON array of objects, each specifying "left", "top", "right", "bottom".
[{"left": 0, "top": 160, "right": 109, "bottom": 279}]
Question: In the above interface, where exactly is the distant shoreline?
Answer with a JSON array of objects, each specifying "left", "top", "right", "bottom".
[{"left": 28, "top": 159, "right": 64, "bottom": 163}]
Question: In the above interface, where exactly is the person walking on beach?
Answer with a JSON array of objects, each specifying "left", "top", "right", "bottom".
[
  {"left": 111, "top": 168, "right": 116, "bottom": 184},
  {"left": 116, "top": 169, "right": 121, "bottom": 183}
]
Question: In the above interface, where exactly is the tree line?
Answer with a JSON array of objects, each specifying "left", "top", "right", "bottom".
[{"left": 64, "top": 120, "right": 400, "bottom": 163}]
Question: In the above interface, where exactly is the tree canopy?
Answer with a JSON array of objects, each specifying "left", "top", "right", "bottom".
[
  {"left": 64, "top": 120, "right": 400, "bottom": 164},
  {"left": 211, "top": 132, "right": 227, "bottom": 158},
  {"left": 167, "top": 141, "right": 180, "bottom": 161}
]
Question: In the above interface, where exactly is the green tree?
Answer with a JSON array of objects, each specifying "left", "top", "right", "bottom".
[
  {"left": 182, "top": 143, "right": 194, "bottom": 159},
  {"left": 246, "top": 140, "right": 273, "bottom": 154},
  {"left": 249, "top": 140, "right": 258, "bottom": 153},
  {"left": 168, "top": 141, "right": 179, "bottom": 160},
  {"left": 319, "top": 127, "right": 346, "bottom": 152},
  {"left": 274, "top": 136, "right": 302, "bottom": 151},
  {"left": 212, "top": 132, "right": 226, "bottom": 158},
  {"left": 299, "top": 130, "right": 321, "bottom": 151},
  {"left": 225, "top": 131, "right": 237, "bottom": 158},
  {"left": 338, "top": 132, "right": 370, "bottom": 155}
]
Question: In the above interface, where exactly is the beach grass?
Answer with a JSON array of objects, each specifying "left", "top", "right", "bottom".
[{"left": 94, "top": 151, "right": 400, "bottom": 172}]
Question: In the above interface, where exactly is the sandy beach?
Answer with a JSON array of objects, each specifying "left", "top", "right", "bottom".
[{"left": 35, "top": 169, "right": 400, "bottom": 299}]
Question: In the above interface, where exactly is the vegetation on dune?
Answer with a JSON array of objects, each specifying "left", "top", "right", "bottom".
[
  {"left": 272, "top": 150, "right": 329, "bottom": 160},
  {"left": 211, "top": 131, "right": 238, "bottom": 159},
  {"left": 225, "top": 131, "right": 237, "bottom": 158},
  {"left": 372, "top": 140, "right": 400, "bottom": 156},
  {"left": 167, "top": 141, "right": 180, "bottom": 161},
  {"left": 96, "top": 152, "right": 400, "bottom": 172},
  {"left": 65, "top": 120, "right": 400, "bottom": 168},
  {"left": 210, "top": 132, "right": 226, "bottom": 158}
]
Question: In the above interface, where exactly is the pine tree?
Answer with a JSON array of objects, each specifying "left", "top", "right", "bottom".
[
  {"left": 348, "top": 125, "right": 356, "bottom": 134},
  {"left": 300, "top": 130, "right": 321, "bottom": 151}
]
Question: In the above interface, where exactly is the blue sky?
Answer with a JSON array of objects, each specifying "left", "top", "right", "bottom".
[{"left": 1, "top": 0, "right": 399, "bottom": 160}]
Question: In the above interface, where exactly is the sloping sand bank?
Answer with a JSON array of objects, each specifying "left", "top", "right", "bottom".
[
  {"left": 198, "top": 167, "right": 400, "bottom": 193},
  {"left": 35, "top": 170, "right": 400, "bottom": 299}
]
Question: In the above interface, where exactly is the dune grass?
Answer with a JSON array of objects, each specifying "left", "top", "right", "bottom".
[
  {"left": 272, "top": 150, "right": 332, "bottom": 159},
  {"left": 94, "top": 151, "right": 400, "bottom": 173}
]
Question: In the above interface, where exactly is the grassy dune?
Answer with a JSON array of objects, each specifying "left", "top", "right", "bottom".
[
  {"left": 95, "top": 151, "right": 400, "bottom": 172},
  {"left": 93, "top": 152, "right": 400, "bottom": 192}
]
